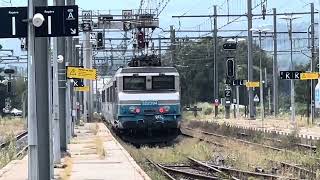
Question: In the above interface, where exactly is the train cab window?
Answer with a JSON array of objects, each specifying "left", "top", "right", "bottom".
[
  {"left": 123, "top": 76, "right": 146, "bottom": 90},
  {"left": 152, "top": 76, "right": 175, "bottom": 90}
]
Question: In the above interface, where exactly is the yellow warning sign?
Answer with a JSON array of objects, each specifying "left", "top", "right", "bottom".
[
  {"left": 246, "top": 81, "right": 260, "bottom": 88},
  {"left": 74, "top": 86, "right": 90, "bottom": 92},
  {"left": 67, "top": 67, "right": 97, "bottom": 80},
  {"left": 300, "top": 73, "right": 319, "bottom": 80}
]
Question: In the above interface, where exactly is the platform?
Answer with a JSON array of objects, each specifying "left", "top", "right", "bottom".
[
  {"left": 0, "top": 123, "right": 150, "bottom": 180},
  {"left": 69, "top": 123, "right": 150, "bottom": 180}
]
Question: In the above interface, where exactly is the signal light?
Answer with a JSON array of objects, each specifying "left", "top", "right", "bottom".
[
  {"left": 137, "top": 31, "right": 145, "bottom": 49},
  {"left": 223, "top": 42, "right": 237, "bottom": 50},
  {"left": 97, "top": 32, "right": 104, "bottom": 49},
  {"left": 226, "top": 58, "right": 234, "bottom": 78}
]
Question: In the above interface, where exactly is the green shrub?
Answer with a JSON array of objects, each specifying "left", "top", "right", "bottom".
[{"left": 204, "top": 107, "right": 213, "bottom": 115}]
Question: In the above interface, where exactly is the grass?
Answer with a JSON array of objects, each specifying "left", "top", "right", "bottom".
[
  {"left": 95, "top": 136, "right": 106, "bottom": 159},
  {"left": 59, "top": 157, "right": 73, "bottom": 180},
  {"left": 118, "top": 119, "right": 319, "bottom": 179},
  {"left": 0, "top": 134, "right": 17, "bottom": 169},
  {"left": 121, "top": 138, "right": 217, "bottom": 180},
  {"left": 183, "top": 102, "right": 320, "bottom": 129},
  {"left": 0, "top": 117, "right": 26, "bottom": 137}
]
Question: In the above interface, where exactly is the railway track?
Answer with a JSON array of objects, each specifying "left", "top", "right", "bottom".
[
  {"left": 181, "top": 126, "right": 284, "bottom": 151},
  {"left": 269, "top": 159, "right": 317, "bottom": 179},
  {"left": 0, "top": 131, "right": 28, "bottom": 149},
  {"left": 0, "top": 130, "right": 28, "bottom": 160},
  {"left": 148, "top": 156, "right": 287, "bottom": 180},
  {"left": 180, "top": 127, "right": 319, "bottom": 179},
  {"left": 181, "top": 126, "right": 320, "bottom": 161}
]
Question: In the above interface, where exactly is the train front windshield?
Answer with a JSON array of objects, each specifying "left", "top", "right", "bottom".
[
  {"left": 152, "top": 76, "right": 175, "bottom": 90},
  {"left": 123, "top": 77, "right": 146, "bottom": 90},
  {"left": 123, "top": 75, "right": 175, "bottom": 91}
]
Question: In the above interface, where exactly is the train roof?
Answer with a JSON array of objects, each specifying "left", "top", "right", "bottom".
[{"left": 119, "top": 66, "right": 178, "bottom": 74}]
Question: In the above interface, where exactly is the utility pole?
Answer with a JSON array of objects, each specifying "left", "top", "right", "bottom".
[
  {"left": 247, "top": 0, "right": 255, "bottom": 119},
  {"left": 52, "top": 0, "right": 61, "bottom": 162},
  {"left": 280, "top": 15, "right": 301, "bottom": 128},
  {"left": 65, "top": 0, "right": 75, "bottom": 143},
  {"left": 52, "top": 36, "right": 61, "bottom": 164},
  {"left": 265, "top": 67, "right": 271, "bottom": 114},
  {"left": 310, "top": 3, "right": 315, "bottom": 124},
  {"left": 213, "top": 5, "right": 219, "bottom": 117},
  {"left": 27, "top": 0, "right": 38, "bottom": 179},
  {"left": 170, "top": 25, "right": 176, "bottom": 65},
  {"left": 57, "top": 0, "right": 67, "bottom": 152},
  {"left": 259, "top": 32, "right": 264, "bottom": 123},
  {"left": 75, "top": 39, "right": 81, "bottom": 125},
  {"left": 28, "top": 0, "right": 50, "bottom": 179},
  {"left": 83, "top": 32, "right": 91, "bottom": 122},
  {"left": 158, "top": 36, "right": 161, "bottom": 59},
  {"left": 273, "top": 8, "right": 279, "bottom": 117},
  {"left": 290, "top": 19, "right": 296, "bottom": 128}
]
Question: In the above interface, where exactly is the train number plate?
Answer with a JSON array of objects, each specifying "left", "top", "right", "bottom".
[
  {"left": 155, "top": 115, "right": 164, "bottom": 120},
  {"left": 141, "top": 101, "right": 158, "bottom": 106}
]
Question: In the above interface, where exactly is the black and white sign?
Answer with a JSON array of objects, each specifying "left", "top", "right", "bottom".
[
  {"left": 82, "top": 10, "right": 92, "bottom": 22},
  {"left": 280, "top": 71, "right": 303, "bottom": 80},
  {"left": 81, "top": 22, "right": 92, "bottom": 32},
  {"left": 122, "top": 10, "right": 132, "bottom": 31},
  {"left": 122, "top": 10, "right": 133, "bottom": 19},
  {"left": 73, "top": 79, "right": 84, "bottom": 87},
  {"left": 225, "top": 89, "right": 232, "bottom": 98},
  {"left": 254, "top": 94, "right": 260, "bottom": 102},
  {"left": 35, "top": 5, "right": 78, "bottom": 37},
  {"left": 90, "top": 32, "right": 96, "bottom": 39},
  {"left": 226, "top": 79, "right": 246, "bottom": 86},
  {"left": 0, "top": 7, "right": 27, "bottom": 38}
]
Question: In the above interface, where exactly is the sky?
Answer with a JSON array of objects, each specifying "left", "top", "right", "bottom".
[{"left": 0, "top": 0, "right": 319, "bottom": 67}]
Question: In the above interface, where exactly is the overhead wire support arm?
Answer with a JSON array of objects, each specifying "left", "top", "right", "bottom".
[{"left": 172, "top": 11, "right": 319, "bottom": 18}]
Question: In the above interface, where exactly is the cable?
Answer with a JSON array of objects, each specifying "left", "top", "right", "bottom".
[{"left": 157, "top": 0, "right": 170, "bottom": 17}]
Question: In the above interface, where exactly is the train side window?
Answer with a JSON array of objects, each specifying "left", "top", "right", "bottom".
[
  {"left": 107, "top": 88, "right": 110, "bottom": 102},
  {"left": 110, "top": 87, "right": 113, "bottom": 102},
  {"left": 111, "top": 86, "right": 115, "bottom": 102},
  {"left": 102, "top": 90, "right": 105, "bottom": 102},
  {"left": 113, "top": 86, "right": 116, "bottom": 101}
]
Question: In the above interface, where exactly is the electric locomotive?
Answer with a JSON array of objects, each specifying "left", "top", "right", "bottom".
[{"left": 101, "top": 55, "right": 181, "bottom": 139}]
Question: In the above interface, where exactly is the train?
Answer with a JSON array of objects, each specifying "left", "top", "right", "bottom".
[{"left": 101, "top": 63, "right": 181, "bottom": 140}]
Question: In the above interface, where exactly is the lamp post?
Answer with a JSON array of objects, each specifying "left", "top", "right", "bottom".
[{"left": 280, "top": 15, "right": 301, "bottom": 129}]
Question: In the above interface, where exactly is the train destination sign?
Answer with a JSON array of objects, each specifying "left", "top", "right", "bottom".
[{"left": 67, "top": 66, "right": 97, "bottom": 80}]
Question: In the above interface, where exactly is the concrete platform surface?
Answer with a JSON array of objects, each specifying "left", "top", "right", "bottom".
[
  {"left": 69, "top": 123, "right": 151, "bottom": 180},
  {"left": 0, "top": 157, "right": 27, "bottom": 180},
  {"left": 0, "top": 123, "right": 150, "bottom": 180}
]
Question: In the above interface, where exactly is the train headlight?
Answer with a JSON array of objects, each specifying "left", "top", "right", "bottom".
[
  {"left": 129, "top": 106, "right": 136, "bottom": 113},
  {"left": 164, "top": 106, "right": 170, "bottom": 112},
  {"left": 135, "top": 108, "right": 141, "bottom": 114},
  {"left": 159, "top": 106, "right": 170, "bottom": 114},
  {"left": 129, "top": 106, "right": 141, "bottom": 114}
]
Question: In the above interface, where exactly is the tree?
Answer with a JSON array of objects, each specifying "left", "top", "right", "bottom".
[{"left": 163, "top": 37, "right": 273, "bottom": 106}]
